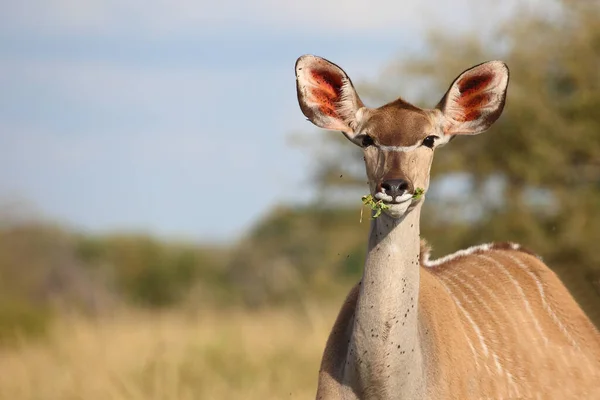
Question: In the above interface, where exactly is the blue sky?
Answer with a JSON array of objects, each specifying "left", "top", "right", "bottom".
[{"left": 0, "top": 0, "right": 545, "bottom": 242}]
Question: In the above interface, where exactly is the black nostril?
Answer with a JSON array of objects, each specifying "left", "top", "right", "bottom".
[
  {"left": 381, "top": 182, "right": 392, "bottom": 192},
  {"left": 380, "top": 179, "right": 410, "bottom": 199}
]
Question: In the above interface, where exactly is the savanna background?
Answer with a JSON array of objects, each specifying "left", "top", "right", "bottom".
[{"left": 1, "top": 0, "right": 599, "bottom": 398}]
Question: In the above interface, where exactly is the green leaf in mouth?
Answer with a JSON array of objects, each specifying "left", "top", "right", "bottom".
[
  {"left": 360, "top": 194, "right": 390, "bottom": 221},
  {"left": 412, "top": 187, "right": 425, "bottom": 200},
  {"left": 360, "top": 188, "right": 425, "bottom": 222}
]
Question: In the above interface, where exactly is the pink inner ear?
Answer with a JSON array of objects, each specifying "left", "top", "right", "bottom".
[
  {"left": 458, "top": 73, "right": 493, "bottom": 96},
  {"left": 308, "top": 68, "right": 344, "bottom": 118},
  {"left": 455, "top": 73, "right": 494, "bottom": 122}
]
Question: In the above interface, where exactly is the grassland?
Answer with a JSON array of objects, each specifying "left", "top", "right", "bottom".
[{"left": 0, "top": 305, "right": 338, "bottom": 400}]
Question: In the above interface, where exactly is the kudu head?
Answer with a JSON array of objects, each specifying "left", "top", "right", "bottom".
[{"left": 295, "top": 55, "right": 509, "bottom": 218}]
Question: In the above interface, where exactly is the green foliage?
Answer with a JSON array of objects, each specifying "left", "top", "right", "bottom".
[
  {"left": 360, "top": 189, "right": 425, "bottom": 220},
  {"left": 0, "top": 223, "right": 97, "bottom": 343},
  {"left": 0, "top": 298, "right": 51, "bottom": 345},
  {"left": 413, "top": 188, "right": 425, "bottom": 200},
  {"left": 76, "top": 235, "right": 230, "bottom": 308},
  {"left": 0, "top": 221, "right": 232, "bottom": 342},
  {"left": 361, "top": 194, "right": 389, "bottom": 218},
  {"left": 227, "top": 205, "right": 369, "bottom": 306}
]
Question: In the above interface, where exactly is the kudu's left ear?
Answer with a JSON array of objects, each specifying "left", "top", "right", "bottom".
[
  {"left": 437, "top": 61, "right": 509, "bottom": 136},
  {"left": 295, "top": 55, "right": 365, "bottom": 139}
]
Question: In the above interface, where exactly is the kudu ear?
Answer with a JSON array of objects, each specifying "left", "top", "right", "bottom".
[
  {"left": 295, "top": 55, "right": 365, "bottom": 138},
  {"left": 437, "top": 61, "right": 509, "bottom": 136}
]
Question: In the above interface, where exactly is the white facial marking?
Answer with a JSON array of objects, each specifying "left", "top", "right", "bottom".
[
  {"left": 374, "top": 192, "right": 393, "bottom": 202},
  {"left": 377, "top": 142, "right": 421, "bottom": 152},
  {"left": 436, "top": 133, "right": 452, "bottom": 147},
  {"left": 374, "top": 192, "right": 413, "bottom": 204},
  {"left": 395, "top": 193, "right": 413, "bottom": 203}
]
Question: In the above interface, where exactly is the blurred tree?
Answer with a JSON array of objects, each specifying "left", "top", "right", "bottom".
[
  {"left": 0, "top": 210, "right": 232, "bottom": 343},
  {"left": 297, "top": 0, "right": 600, "bottom": 325},
  {"left": 228, "top": 205, "right": 370, "bottom": 307},
  {"left": 0, "top": 223, "right": 111, "bottom": 343},
  {"left": 77, "top": 235, "right": 230, "bottom": 308}
]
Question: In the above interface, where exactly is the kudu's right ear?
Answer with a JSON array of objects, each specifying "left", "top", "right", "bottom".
[
  {"left": 436, "top": 61, "right": 509, "bottom": 137},
  {"left": 295, "top": 55, "right": 365, "bottom": 138}
]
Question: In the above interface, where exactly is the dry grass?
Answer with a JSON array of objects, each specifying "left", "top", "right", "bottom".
[{"left": 0, "top": 305, "right": 339, "bottom": 400}]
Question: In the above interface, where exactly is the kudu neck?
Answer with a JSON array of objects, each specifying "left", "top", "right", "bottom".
[{"left": 344, "top": 203, "right": 425, "bottom": 398}]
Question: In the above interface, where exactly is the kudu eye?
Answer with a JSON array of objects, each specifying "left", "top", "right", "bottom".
[
  {"left": 422, "top": 135, "right": 437, "bottom": 148},
  {"left": 361, "top": 135, "right": 375, "bottom": 148}
]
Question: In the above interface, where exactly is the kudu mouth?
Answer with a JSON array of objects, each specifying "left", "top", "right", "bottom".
[{"left": 374, "top": 191, "right": 414, "bottom": 205}]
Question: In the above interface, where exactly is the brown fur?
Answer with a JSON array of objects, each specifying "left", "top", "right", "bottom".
[
  {"left": 364, "top": 100, "right": 431, "bottom": 147},
  {"left": 318, "top": 244, "right": 600, "bottom": 399},
  {"left": 360, "top": 105, "right": 438, "bottom": 198}
]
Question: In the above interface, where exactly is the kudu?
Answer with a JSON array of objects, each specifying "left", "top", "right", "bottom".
[{"left": 295, "top": 55, "right": 600, "bottom": 399}]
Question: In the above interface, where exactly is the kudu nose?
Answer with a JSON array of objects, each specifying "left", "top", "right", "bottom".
[{"left": 379, "top": 179, "right": 410, "bottom": 199}]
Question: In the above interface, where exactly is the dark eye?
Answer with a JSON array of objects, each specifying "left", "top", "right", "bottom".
[
  {"left": 422, "top": 135, "right": 437, "bottom": 148},
  {"left": 361, "top": 135, "right": 375, "bottom": 148}
]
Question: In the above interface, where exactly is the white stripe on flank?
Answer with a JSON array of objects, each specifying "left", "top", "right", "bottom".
[
  {"left": 451, "top": 268, "right": 527, "bottom": 367},
  {"left": 446, "top": 279, "right": 520, "bottom": 397},
  {"left": 435, "top": 277, "right": 480, "bottom": 367},
  {"left": 444, "top": 272, "right": 508, "bottom": 374},
  {"left": 422, "top": 242, "right": 529, "bottom": 268},
  {"left": 437, "top": 275, "right": 489, "bottom": 357},
  {"left": 423, "top": 243, "right": 496, "bottom": 267},
  {"left": 478, "top": 254, "right": 548, "bottom": 345},
  {"left": 503, "top": 253, "right": 579, "bottom": 350},
  {"left": 506, "top": 371, "right": 520, "bottom": 398}
]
